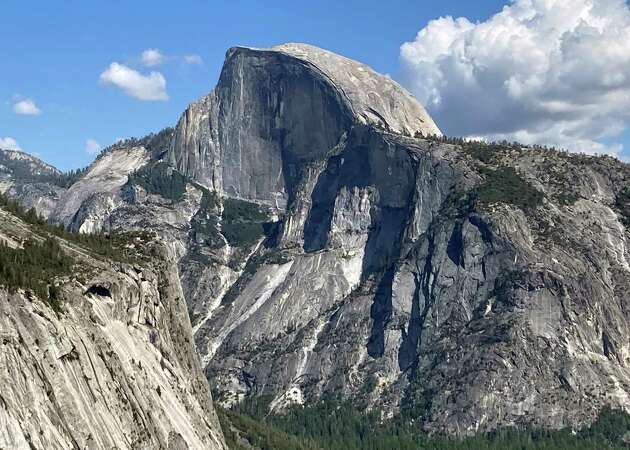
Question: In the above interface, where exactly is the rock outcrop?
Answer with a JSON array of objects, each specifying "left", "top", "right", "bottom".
[
  {"left": 166, "top": 43, "right": 440, "bottom": 208},
  {"left": 55, "top": 145, "right": 150, "bottom": 230},
  {"left": 0, "top": 209, "right": 226, "bottom": 449},
  {"left": 7, "top": 43, "right": 630, "bottom": 436}
]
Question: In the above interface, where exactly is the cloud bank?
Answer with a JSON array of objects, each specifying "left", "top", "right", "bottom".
[
  {"left": 99, "top": 63, "right": 168, "bottom": 101},
  {"left": 400, "top": 0, "right": 630, "bottom": 156}
]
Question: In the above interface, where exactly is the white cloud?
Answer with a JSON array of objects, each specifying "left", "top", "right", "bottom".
[
  {"left": 12, "top": 98, "right": 41, "bottom": 115},
  {"left": 184, "top": 54, "right": 203, "bottom": 65},
  {"left": 0, "top": 137, "right": 21, "bottom": 151},
  {"left": 99, "top": 62, "right": 168, "bottom": 101},
  {"left": 400, "top": 0, "right": 630, "bottom": 155},
  {"left": 141, "top": 48, "right": 164, "bottom": 67},
  {"left": 85, "top": 138, "right": 102, "bottom": 155}
]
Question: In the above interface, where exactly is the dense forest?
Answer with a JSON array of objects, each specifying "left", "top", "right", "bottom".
[
  {"left": 0, "top": 238, "right": 71, "bottom": 312},
  {"left": 221, "top": 197, "right": 270, "bottom": 247},
  {"left": 219, "top": 399, "right": 630, "bottom": 450},
  {"left": 127, "top": 161, "right": 189, "bottom": 202}
]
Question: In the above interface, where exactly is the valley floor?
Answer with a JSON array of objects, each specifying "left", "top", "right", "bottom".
[{"left": 218, "top": 400, "right": 630, "bottom": 450}]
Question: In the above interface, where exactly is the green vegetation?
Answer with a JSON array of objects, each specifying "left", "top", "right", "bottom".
[
  {"left": 462, "top": 141, "right": 522, "bottom": 164},
  {"left": 143, "top": 127, "right": 175, "bottom": 158},
  {"left": 220, "top": 249, "right": 292, "bottom": 305},
  {"left": 0, "top": 193, "right": 155, "bottom": 312},
  {"left": 416, "top": 134, "right": 560, "bottom": 155},
  {"left": 218, "top": 407, "right": 319, "bottom": 450},
  {"left": 412, "top": 135, "right": 545, "bottom": 211},
  {"left": 128, "top": 161, "right": 188, "bottom": 202},
  {"left": 189, "top": 188, "right": 270, "bottom": 253},
  {"left": 556, "top": 191, "right": 580, "bottom": 206},
  {"left": 190, "top": 189, "right": 223, "bottom": 249},
  {"left": 0, "top": 150, "right": 56, "bottom": 182},
  {"left": 0, "top": 193, "right": 131, "bottom": 259},
  {"left": 475, "top": 166, "right": 543, "bottom": 211},
  {"left": 0, "top": 134, "right": 181, "bottom": 312},
  {"left": 220, "top": 398, "right": 630, "bottom": 450},
  {"left": 0, "top": 149, "right": 87, "bottom": 188},
  {"left": 492, "top": 269, "right": 528, "bottom": 302},
  {"left": 416, "top": 135, "right": 593, "bottom": 211},
  {"left": 221, "top": 197, "right": 270, "bottom": 247},
  {"left": 53, "top": 167, "right": 89, "bottom": 188},
  {"left": 98, "top": 127, "right": 174, "bottom": 160},
  {"left": 580, "top": 407, "right": 630, "bottom": 446},
  {"left": 0, "top": 194, "right": 46, "bottom": 225},
  {"left": 0, "top": 238, "right": 72, "bottom": 312}
]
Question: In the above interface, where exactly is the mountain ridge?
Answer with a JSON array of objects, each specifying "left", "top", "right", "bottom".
[{"left": 1, "top": 42, "right": 629, "bottom": 438}]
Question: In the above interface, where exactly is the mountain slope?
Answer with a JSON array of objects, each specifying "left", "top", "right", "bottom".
[
  {"left": 10, "top": 43, "right": 630, "bottom": 435},
  {"left": 0, "top": 201, "right": 226, "bottom": 449},
  {"left": 0, "top": 149, "right": 67, "bottom": 218},
  {"left": 198, "top": 132, "right": 630, "bottom": 433}
]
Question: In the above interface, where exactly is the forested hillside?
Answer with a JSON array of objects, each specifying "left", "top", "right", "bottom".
[{"left": 220, "top": 400, "right": 630, "bottom": 450}]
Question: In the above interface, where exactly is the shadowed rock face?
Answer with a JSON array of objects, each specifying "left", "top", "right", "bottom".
[{"left": 7, "top": 43, "right": 630, "bottom": 436}]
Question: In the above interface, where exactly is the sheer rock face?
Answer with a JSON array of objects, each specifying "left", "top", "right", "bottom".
[
  {"left": 167, "top": 44, "right": 441, "bottom": 208},
  {"left": 10, "top": 43, "right": 630, "bottom": 435},
  {"left": 0, "top": 210, "right": 226, "bottom": 450}
]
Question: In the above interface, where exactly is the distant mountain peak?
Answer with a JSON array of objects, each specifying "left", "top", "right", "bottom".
[{"left": 0, "top": 148, "right": 62, "bottom": 177}]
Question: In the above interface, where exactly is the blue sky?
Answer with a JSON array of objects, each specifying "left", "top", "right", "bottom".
[
  {"left": 0, "top": 1, "right": 507, "bottom": 170},
  {"left": 2, "top": 0, "right": 629, "bottom": 170}
]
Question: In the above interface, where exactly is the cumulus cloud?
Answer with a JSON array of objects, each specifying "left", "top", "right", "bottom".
[
  {"left": 99, "top": 62, "right": 168, "bottom": 101},
  {"left": 141, "top": 48, "right": 164, "bottom": 67},
  {"left": 400, "top": 0, "right": 630, "bottom": 156},
  {"left": 12, "top": 98, "right": 41, "bottom": 115},
  {"left": 183, "top": 54, "right": 203, "bottom": 65},
  {"left": 0, "top": 137, "right": 21, "bottom": 151},
  {"left": 85, "top": 138, "right": 102, "bottom": 155}
]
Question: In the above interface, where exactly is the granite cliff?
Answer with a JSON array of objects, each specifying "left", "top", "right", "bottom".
[
  {"left": 2, "top": 43, "right": 629, "bottom": 436},
  {"left": 0, "top": 204, "right": 226, "bottom": 448}
]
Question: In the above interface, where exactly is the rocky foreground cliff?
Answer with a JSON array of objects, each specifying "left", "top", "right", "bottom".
[
  {"left": 0, "top": 204, "right": 226, "bottom": 449},
  {"left": 1, "top": 42, "right": 630, "bottom": 436}
]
